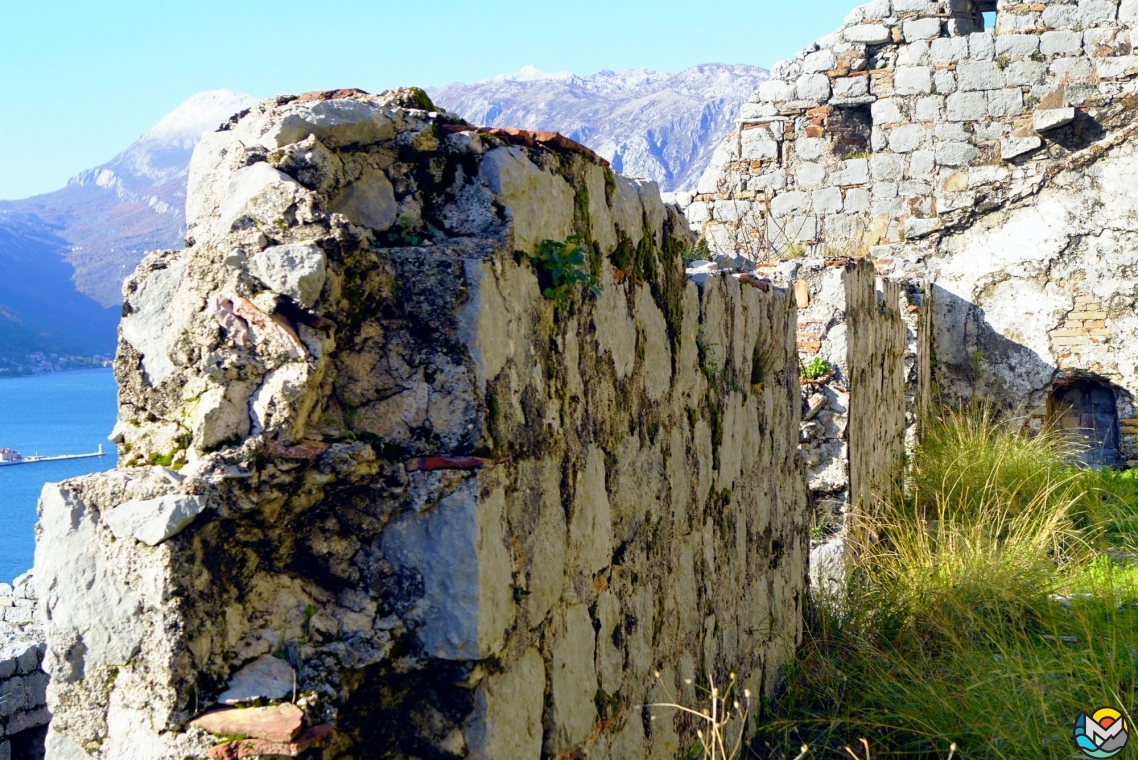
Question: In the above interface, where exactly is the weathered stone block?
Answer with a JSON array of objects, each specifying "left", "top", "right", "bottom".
[
  {"left": 1079, "top": 0, "right": 1118, "bottom": 26},
  {"left": 871, "top": 153, "right": 906, "bottom": 181},
  {"left": 1051, "top": 56, "right": 1095, "bottom": 84},
  {"left": 1043, "top": 4, "right": 1079, "bottom": 28},
  {"left": 804, "top": 50, "right": 837, "bottom": 73},
  {"left": 1035, "top": 107, "right": 1077, "bottom": 132},
  {"left": 845, "top": 187, "right": 872, "bottom": 212},
  {"left": 872, "top": 98, "right": 905, "bottom": 125},
  {"left": 1001, "top": 135, "right": 1043, "bottom": 159},
  {"left": 936, "top": 141, "right": 980, "bottom": 166},
  {"left": 904, "top": 17, "right": 943, "bottom": 42},
  {"left": 1096, "top": 55, "right": 1138, "bottom": 78},
  {"left": 102, "top": 494, "right": 208, "bottom": 547},
  {"left": 931, "top": 36, "right": 970, "bottom": 63},
  {"left": 895, "top": 66, "right": 933, "bottom": 95},
  {"left": 996, "top": 34, "right": 1041, "bottom": 57},
  {"left": 797, "top": 73, "right": 833, "bottom": 101},
  {"left": 771, "top": 190, "right": 811, "bottom": 216},
  {"left": 934, "top": 69, "right": 958, "bottom": 94},
  {"left": 813, "top": 186, "right": 845, "bottom": 214},
  {"left": 1004, "top": 60, "right": 1048, "bottom": 87},
  {"left": 382, "top": 483, "right": 514, "bottom": 660},
  {"left": 465, "top": 649, "right": 544, "bottom": 760},
  {"left": 759, "top": 79, "right": 796, "bottom": 102},
  {"left": 914, "top": 95, "right": 945, "bottom": 121},
  {"left": 947, "top": 91, "right": 988, "bottom": 121},
  {"left": 909, "top": 149, "right": 936, "bottom": 178},
  {"left": 835, "top": 158, "right": 870, "bottom": 186},
  {"left": 957, "top": 61, "right": 1003, "bottom": 91},
  {"left": 970, "top": 32, "right": 995, "bottom": 61},
  {"left": 249, "top": 242, "right": 327, "bottom": 309},
  {"left": 833, "top": 75, "right": 870, "bottom": 98},
  {"left": 889, "top": 124, "right": 930, "bottom": 153},
  {"left": 845, "top": 24, "right": 892, "bottom": 44},
  {"left": 797, "top": 162, "right": 827, "bottom": 188},
  {"left": 988, "top": 88, "right": 1025, "bottom": 118},
  {"left": 1040, "top": 30, "right": 1084, "bottom": 56},
  {"left": 741, "top": 129, "right": 778, "bottom": 160}
]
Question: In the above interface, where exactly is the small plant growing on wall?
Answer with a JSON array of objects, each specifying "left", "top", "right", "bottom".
[
  {"left": 800, "top": 357, "right": 832, "bottom": 380},
  {"left": 531, "top": 235, "right": 601, "bottom": 305}
]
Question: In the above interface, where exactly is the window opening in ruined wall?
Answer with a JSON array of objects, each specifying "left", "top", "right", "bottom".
[{"left": 1049, "top": 380, "right": 1123, "bottom": 468}]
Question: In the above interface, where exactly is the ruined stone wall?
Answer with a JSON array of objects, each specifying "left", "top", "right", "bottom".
[
  {"left": 694, "top": 0, "right": 1138, "bottom": 460},
  {"left": 34, "top": 90, "right": 808, "bottom": 760},
  {"left": 1, "top": 574, "right": 48, "bottom": 760},
  {"left": 739, "top": 259, "right": 911, "bottom": 550},
  {"left": 844, "top": 263, "right": 908, "bottom": 541}
]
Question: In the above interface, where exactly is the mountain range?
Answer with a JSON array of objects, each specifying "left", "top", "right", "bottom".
[
  {"left": 0, "top": 64, "right": 767, "bottom": 373},
  {"left": 428, "top": 64, "right": 768, "bottom": 193}
]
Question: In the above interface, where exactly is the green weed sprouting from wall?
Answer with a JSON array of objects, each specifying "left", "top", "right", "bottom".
[
  {"left": 800, "top": 357, "right": 832, "bottom": 380},
  {"left": 531, "top": 235, "right": 601, "bottom": 305}
]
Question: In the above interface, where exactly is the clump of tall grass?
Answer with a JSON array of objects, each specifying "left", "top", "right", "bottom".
[{"left": 755, "top": 406, "right": 1138, "bottom": 759}]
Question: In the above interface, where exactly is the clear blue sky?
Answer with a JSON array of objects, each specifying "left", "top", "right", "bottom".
[{"left": 0, "top": 0, "right": 856, "bottom": 200}]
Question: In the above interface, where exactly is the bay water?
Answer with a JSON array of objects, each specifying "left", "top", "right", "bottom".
[{"left": 0, "top": 369, "right": 118, "bottom": 583}]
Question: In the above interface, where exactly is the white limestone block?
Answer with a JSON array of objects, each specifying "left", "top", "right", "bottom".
[
  {"left": 218, "top": 654, "right": 296, "bottom": 704},
  {"left": 987, "top": 88, "right": 1025, "bottom": 118},
  {"left": 969, "top": 32, "right": 995, "bottom": 61},
  {"left": 888, "top": 124, "right": 930, "bottom": 153},
  {"left": 946, "top": 91, "right": 988, "bottom": 121},
  {"left": 804, "top": 50, "right": 836, "bottom": 73},
  {"left": 930, "top": 36, "right": 969, "bottom": 63},
  {"left": 935, "top": 142, "right": 980, "bottom": 167},
  {"left": 871, "top": 98, "right": 905, "bottom": 125},
  {"left": 103, "top": 495, "right": 208, "bottom": 547},
  {"left": 1001, "top": 135, "right": 1043, "bottom": 160},
  {"left": 797, "top": 73, "right": 833, "bottom": 101},
  {"left": 1034, "top": 107, "right": 1077, "bottom": 132},
  {"left": 957, "top": 61, "right": 1003, "bottom": 91},
  {"left": 1040, "top": 30, "right": 1084, "bottom": 55},
  {"left": 758, "top": 79, "right": 796, "bottom": 102},
  {"left": 903, "top": 17, "right": 943, "bottom": 41},
  {"left": 250, "top": 242, "right": 327, "bottom": 309},
  {"left": 996, "top": 34, "right": 1041, "bottom": 57},
  {"left": 381, "top": 484, "right": 515, "bottom": 660},
  {"left": 328, "top": 168, "right": 397, "bottom": 232},
  {"left": 1096, "top": 55, "right": 1138, "bottom": 78},
  {"left": 1004, "top": 60, "right": 1048, "bottom": 87},
  {"left": 845, "top": 24, "right": 892, "bottom": 45},
  {"left": 895, "top": 66, "right": 933, "bottom": 95},
  {"left": 1079, "top": 0, "right": 1118, "bottom": 26}
]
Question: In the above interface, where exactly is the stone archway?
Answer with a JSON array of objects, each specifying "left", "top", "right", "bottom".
[{"left": 1050, "top": 380, "right": 1123, "bottom": 468}]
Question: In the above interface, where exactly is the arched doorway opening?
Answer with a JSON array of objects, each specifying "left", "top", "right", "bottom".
[{"left": 1049, "top": 380, "right": 1122, "bottom": 468}]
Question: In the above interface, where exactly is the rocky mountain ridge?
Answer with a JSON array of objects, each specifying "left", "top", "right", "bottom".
[{"left": 429, "top": 63, "right": 769, "bottom": 192}]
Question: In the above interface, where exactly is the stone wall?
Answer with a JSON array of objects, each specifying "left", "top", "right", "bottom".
[
  {"left": 34, "top": 90, "right": 808, "bottom": 760},
  {"left": 693, "top": 0, "right": 1138, "bottom": 457},
  {"left": 737, "top": 259, "right": 916, "bottom": 552},
  {"left": 1, "top": 573, "right": 48, "bottom": 760}
]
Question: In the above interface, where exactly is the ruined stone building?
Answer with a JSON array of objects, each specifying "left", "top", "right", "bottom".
[
  {"left": 684, "top": 0, "right": 1138, "bottom": 473},
  {"left": 24, "top": 1, "right": 1138, "bottom": 758},
  {"left": 30, "top": 90, "right": 822, "bottom": 760}
]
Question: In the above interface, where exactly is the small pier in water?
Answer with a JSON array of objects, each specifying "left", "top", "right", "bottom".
[{"left": 0, "top": 444, "right": 106, "bottom": 467}]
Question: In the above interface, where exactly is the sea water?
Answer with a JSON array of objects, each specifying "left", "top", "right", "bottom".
[{"left": 0, "top": 369, "right": 118, "bottom": 583}]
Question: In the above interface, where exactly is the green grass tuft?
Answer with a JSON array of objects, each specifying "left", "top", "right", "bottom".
[{"left": 756, "top": 406, "right": 1138, "bottom": 759}]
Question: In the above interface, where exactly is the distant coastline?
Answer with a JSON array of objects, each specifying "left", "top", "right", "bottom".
[{"left": 0, "top": 352, "right": 114, "bottom": 378}]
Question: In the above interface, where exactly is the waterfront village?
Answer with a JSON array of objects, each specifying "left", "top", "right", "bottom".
[{"left": 0, "top": 353, "right": 113, "bottom": 377}]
